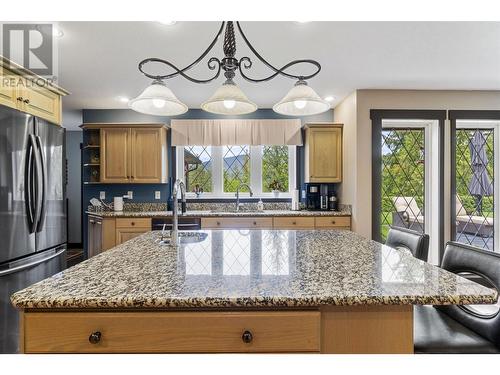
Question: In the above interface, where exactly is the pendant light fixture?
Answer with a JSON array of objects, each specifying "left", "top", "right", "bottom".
[
  {"left": 201, "top": 79, "right": 257, "bottom": 115},
  {"left": 130, "top": 21, "right": 327, "bottom": 117},
  {"left": 128, "top": 79, "right": 188, "bottom": 116},
  {"left": 273, "top": 80, "right": 330, "bottom": 116}
]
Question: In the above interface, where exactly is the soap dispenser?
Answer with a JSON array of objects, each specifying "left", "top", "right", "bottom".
[{"left": 257, "top": 199, "right": 264, "bottom": 211}]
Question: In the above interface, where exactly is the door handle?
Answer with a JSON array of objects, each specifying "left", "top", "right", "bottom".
[
  {"left": 24, "top": 135, "right": 36, "bottom": 233},
  {"left": 35, "top": 135, "right": 47, "bottom": 232}
]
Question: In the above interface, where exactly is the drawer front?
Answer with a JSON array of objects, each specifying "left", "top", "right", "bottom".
[
  {"left": 115, "top": 218, "right": 151, "bottom": 228},
  {"left": 273, "top": 217, "right": 315, "bottom": 229},
  {"left": 201, "top": 217, "right": 273, "bottom": 229},
  {"left": 314, "top": 216, "right": 351, "bottom": 228},
  {"left": 23, "top": 311, "right": 320, "bottom": 353}
]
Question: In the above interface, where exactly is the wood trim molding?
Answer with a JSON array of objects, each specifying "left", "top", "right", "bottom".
[{"left": 81, "top": 123, "right": 169, "bottom": 130}]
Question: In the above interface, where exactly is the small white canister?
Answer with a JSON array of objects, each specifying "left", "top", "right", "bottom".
[{"left": 114, "top": 196, "right": 124, "bottom": 212}]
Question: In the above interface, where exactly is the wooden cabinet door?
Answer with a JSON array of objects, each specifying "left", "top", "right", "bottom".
[
  {"left": 101, "top": 128, "right": 130, "bottom": 183},
  {"left": 0, "top": 66, "right": 19, "bottom": 109},
  {"left": 20, "top": 82, "right": 61, "bottom": 124},
  {"left": 307, "top": 126, "right": 342, "bottom": 183},
  {"left": 130, "top": 128, "right": 165, "bottom": 183},
  {"left": 115, "top": 228, "right": 148, "bottom": 245}
]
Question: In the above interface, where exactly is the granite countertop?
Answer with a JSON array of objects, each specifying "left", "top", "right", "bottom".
[
  {"left": 11, "top": 230, "right": 497, "bottom": 309},
  {"left": 86, "top": 209, "right": 352, "bottom": 218}
]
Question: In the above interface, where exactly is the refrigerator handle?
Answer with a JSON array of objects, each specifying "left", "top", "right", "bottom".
[
  {"left": 24, "top": 135, "right": 37, "bottom": 233},
  {"left": 0, "top": 247, "right": 66, "bottom": 277},
  {"left": 35, "top": 135, "right": 47, "bottom": 232}
]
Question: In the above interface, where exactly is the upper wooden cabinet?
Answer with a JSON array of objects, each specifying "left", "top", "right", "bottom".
[
  {"left": 0, "top": 58, "right": 68, "bottom": 125},
  {"left": 82, "top": 123, "right": 168, "bottom": 184},
  {"left": 304, "top": 123, "right": 343, "bottom": 183},
  {"left": 101, "top": 128, "right": 130, "bottom": 183}
]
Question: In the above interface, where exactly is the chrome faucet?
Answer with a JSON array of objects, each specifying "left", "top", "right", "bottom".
[
  {"left": 171, "top": 179, "right": 186, "bottom": 246},
  {"left": 235, "top": 183, "right": 253, "bottom": 211}
]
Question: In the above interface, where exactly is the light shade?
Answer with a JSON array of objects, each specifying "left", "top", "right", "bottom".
[
  {"left": 201, "top": 81, "right": 257, "bottom": 115},
  {"left": 129, "top": 80, "right": 188, "bottom": 116},
  {"left": 273, "top": 81, "right": 330, "bottom": 116}
]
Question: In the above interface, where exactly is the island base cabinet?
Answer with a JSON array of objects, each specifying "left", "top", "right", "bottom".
[
  {"left": 320, "top": 305, "right": 413, "bottom": 354},
  {"left": 20, "top": 305, "right": 413, "bottom": 354},
  {"left": 21, "top": 311, "right": 320, "bottom": 353}
]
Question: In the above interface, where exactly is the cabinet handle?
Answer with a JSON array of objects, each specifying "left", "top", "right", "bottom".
[
  {"left": 131, "top": 222, "right": 135, "bottom": 226},
  {"left": 89, "top": 220, "right": 95, "bottom": 224},
  {"left": 331, "top": 220, "right": 336, "bottom": 224},
  {"left": 96, "top": 221, "right": 102, "bottom": 225},
  {"left": 241, "top": 330, "right": 253, "bottom": 344},
  {"left": 23, "top": 99, "right": 30, "bottom": 104},
  {"left": 292, "top": 221, "right": 297, "bottom": 225},
  {"left": 216, "top": 221, "right": 221, "bottom": 226},
  {"left": 253, "top": 221, "right": 257, "bottom": 225},
  {"left": 88, "top": 331, "right": 102, "bottom": 344},
  {"left": 16, "top": 96, "right": 23, "bottom": 101}
]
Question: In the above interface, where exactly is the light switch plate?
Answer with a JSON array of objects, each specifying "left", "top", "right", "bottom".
[
  {"left": 155, "top": 191, "right": 161, "bottom": 199},
  {"left": 127, "top": 191, "right": 133, "bottom": 199},
  {"left": 99, "top": 191, "right": 106, "bottom": 200}
]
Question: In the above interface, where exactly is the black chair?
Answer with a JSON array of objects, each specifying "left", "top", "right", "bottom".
[
  {"left": 414, "top": 242, "right": 500, "bottom": 354},
  {"left": 385, "top": 226, "right": 429, "bottom": 261}
]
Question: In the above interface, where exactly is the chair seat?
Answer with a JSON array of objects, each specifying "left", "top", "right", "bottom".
[{"left": 414, "top": 305, "right": 500, "bottom": 354}]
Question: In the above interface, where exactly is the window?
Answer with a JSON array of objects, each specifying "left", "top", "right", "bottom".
[
  {"left": 176, "top": 145, "right": 296, "bottom": 198},
  {"left": 454, "top": 121, "right": 499, "bottom": 251}
]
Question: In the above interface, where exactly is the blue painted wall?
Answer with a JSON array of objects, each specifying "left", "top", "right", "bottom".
[{"left": 80, "top": 108, "right": 333, "bottom": 255}]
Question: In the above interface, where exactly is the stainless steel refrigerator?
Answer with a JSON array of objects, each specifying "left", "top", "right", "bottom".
[{"left": 0, "top": 106, "right": 67, "bottom": 353}]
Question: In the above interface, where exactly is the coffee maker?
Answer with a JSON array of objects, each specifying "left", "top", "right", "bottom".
[{"left": 303, "top": 183, "right": 337, "bottom": 211}]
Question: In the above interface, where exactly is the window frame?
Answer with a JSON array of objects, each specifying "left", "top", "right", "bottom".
[{"left": 176, "top": 145, "right": 296, "bottom": 199}]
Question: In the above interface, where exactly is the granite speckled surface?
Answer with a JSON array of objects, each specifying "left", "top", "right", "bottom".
[
  {"left": 11, "top": 230, "right": 497, "bottom": 309},
  {"left": 86, "top": 202, "right": 352, "bottom": 218},
  {"left": 86, "top": 209, "right": 351, "bottom": 218}
]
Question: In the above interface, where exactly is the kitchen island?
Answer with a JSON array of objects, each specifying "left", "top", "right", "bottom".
[{"left": 11, "top": 229, "right": 497, "bottom": 354}]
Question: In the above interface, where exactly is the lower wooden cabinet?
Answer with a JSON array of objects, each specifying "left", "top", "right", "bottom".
[
  {"left": 115, "top": 218, "right": 151, "bottom": 245},
  {"left": 201, "top": 217, "right": 273, "bottom": 229},
  {"left": 91, "top": 215, "right": 351, "bottom": 255},
  {"left": 273, "top": 217, "right": 315, "bottom": 229}
]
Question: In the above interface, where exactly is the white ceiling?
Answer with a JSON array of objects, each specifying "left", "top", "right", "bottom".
[{"left": 57, "top": 21, "right": 500, "bottom": 115}]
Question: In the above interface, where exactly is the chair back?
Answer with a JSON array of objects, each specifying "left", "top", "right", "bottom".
[
  {"left": 437, "top": 242, "right": 500, "bottom": 348},
  {"left": 385, "top": 226, "right": 429, "bottom": 261}
]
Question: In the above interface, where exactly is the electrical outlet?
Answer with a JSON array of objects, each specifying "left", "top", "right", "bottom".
[
  {"left": 127, "top": 191, "right": 133, "bottom": 199},
  {"left": 99, "top": 191, "right": 106, "bottom": 200},
  {"left": 155, "top": 191, "right": 161, "bottom": 200}
]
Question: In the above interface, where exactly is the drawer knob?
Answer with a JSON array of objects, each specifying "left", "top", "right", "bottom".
[
  {"left": 16, "top": 96, "right": 23, "bottom": 101},
  {"left": 88, "top": 331, "right": 102, "bottom": 344},
  {"left": 253, "top": 221, "right": 257, "bottom": 225},
  {"left": 131, "top": 222, "right": 135, "bottom": 226},
  {"left": 23, "top": 99, "right": 30, "bottom": 104},
  {"left": 242, "top": 330, "right": 253, "bottom": 344},
  {"left": 292, "top": 221, "right": 297, "bottom": 225},
  {"left": 332, "top": 220, "right": 336, "bottom": 224},
  {"left": 216, "top": 221, "right": 221, "bottom": 226}
]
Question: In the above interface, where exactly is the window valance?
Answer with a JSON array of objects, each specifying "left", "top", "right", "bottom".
[{"left": 171, "top": 119, "right": 302, "bottom": 146}]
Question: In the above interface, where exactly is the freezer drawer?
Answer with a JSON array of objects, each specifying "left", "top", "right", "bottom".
[{"left": 0, "top": 246, "right": 66, "bottom": 353}]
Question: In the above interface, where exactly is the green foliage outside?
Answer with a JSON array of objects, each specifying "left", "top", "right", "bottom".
[
  {"left": 262, "top": 146, "right": 289, "bottom": 192},
  {"left": 380, "top": 128, "right": 495, "bottom": 241},
  {"left": 224, "top": 146, "right": 250, "bottom": 193}
]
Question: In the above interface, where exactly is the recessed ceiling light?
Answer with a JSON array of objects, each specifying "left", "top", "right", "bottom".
[
  {"left": 324, "top": 96, "right": 335, "bottom": 102},
  {"left": 117, "top": 96, "right": 129, "bottom": 103},
  {"left": 52, "top": 26, "right": 64, "bottom": 38},
  {"left": 157, "top": 21, "right": 177, "bottom": 26}
]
